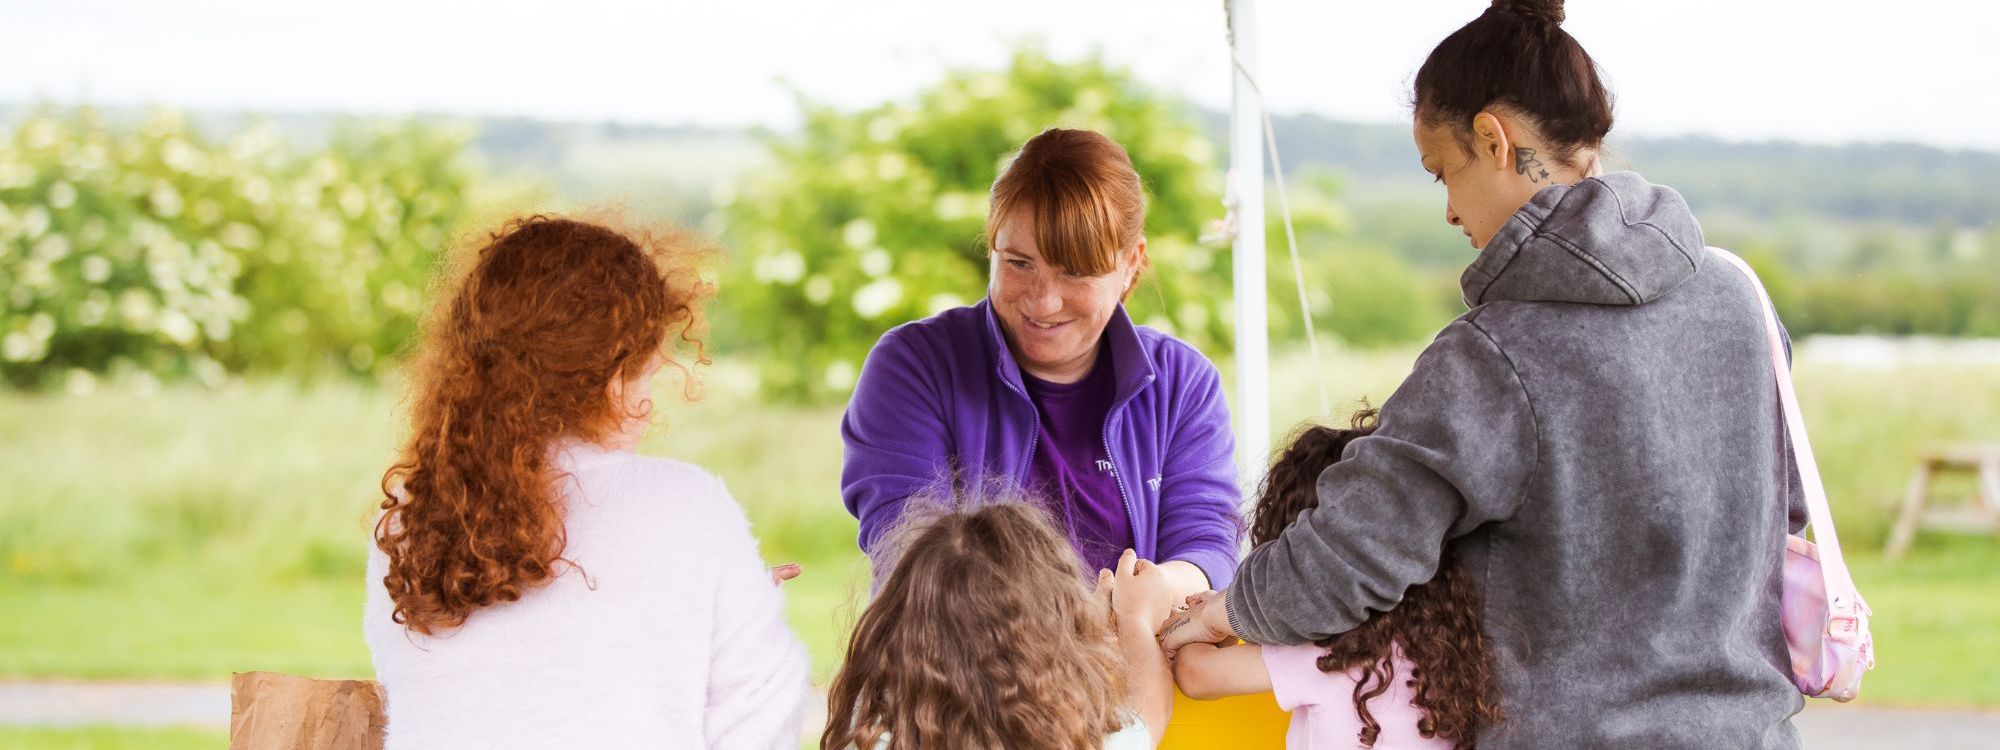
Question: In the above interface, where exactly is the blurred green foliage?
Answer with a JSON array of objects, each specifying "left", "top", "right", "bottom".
[
  {"left": 1725, "top": 229, "right": 2000, "bottom": 339},
  {"left": 0, "top": 108, "right": 248, "bottom": 388},
  {"left": 1262, "top": 170, "right": 1460, "bottom": 348},
  {"left": 229, "top": 119, "right": 504, "bottom": 378},
  {"left": 720, "top": 49, "right": 1230, "bottom": 401},
  {"left": 5, "top": 53, "right": 1999, "bottom": 395},
  {"left": 1257, "top": 115, "right": 2000, "bottom": 341},
  {"left": 0, "top": 106, "right": 522, "bottom": 389}
]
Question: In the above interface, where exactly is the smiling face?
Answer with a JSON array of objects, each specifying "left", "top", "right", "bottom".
[{"left": 989, "top": 210, "right": 1140, "bottom": 384}]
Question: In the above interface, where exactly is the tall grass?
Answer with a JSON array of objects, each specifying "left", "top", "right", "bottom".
[
  {"left": 2, "top": 342, "right": 1996, "bottom": 704},
  {"left": 0, "top": 727, "right": 225, "bottom": 750}
]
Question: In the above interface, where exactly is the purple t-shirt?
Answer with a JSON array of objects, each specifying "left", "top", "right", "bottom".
[{"left": 1021, "top": 345, "right": 1134, "bottom": 574}]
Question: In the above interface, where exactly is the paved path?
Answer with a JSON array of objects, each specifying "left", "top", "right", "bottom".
[
  {"left": 0, "top": 682, "right": 227, "bottom": 729},
  {"left": 3, "top": 681, "right": 1995, "bottom": 748}
]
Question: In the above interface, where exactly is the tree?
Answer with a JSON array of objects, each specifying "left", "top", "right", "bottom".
[
  {"left": 1261, "top": 169, "right": 1458, "bottom": 349},
  {"left": 0, "top": 106, "right": 524, "bottom": 389},
  {"left": 223, "top": 119, "right": 508, "bottom": 378},
  {"left": 0, "top": 107, "right": 251, "bottom": 388}
]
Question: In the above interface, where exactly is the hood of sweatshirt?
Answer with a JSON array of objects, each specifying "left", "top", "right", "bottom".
[{"left": 1460, "top": 171, "right": 1706, "bottom": 309}]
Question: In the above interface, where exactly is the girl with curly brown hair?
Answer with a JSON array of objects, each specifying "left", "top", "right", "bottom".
[
  {"left": 362, "top": 215, "right": 810, "bottom": 749},
  {"left": 821, "top": 499, "right": 1177, "bottom": 750},
  {"left": 1173, "top": 410, "right": 1500, "bottom": 750}
]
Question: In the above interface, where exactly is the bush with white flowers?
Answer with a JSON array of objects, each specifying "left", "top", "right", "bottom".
[{"left": 0, "top": 107, "right": 513, "bottom": 389}]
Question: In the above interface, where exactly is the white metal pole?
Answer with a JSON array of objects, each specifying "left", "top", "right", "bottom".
[{"left": 1228, "top": 0, "right": 1270, "bottom": 490}]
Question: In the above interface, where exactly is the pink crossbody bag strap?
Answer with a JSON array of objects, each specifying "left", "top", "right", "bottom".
[
  {"left": 1710, "top": 248, "right": 1858, "bottom": 595},
  {"left": 1711, "top": 246, "right": 1874, "bottom": 700}
]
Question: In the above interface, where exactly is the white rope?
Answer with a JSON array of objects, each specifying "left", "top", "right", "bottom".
[{"left": 1225, "top": 1, "right": 1332, "bottom": 416}]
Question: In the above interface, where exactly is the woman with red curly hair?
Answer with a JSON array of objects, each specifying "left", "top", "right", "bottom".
[{"left": 363, "top": 216, "right": 809, "bottom": 749}]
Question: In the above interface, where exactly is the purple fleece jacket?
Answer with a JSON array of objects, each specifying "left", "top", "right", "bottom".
[{"left": 840, "top": 299, "right": 1242, "bottom": 588}]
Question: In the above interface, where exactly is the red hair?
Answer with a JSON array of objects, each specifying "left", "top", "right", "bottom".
[
  {"left": 986, "top": 128, "right": 1151, "bottom": 294},
  {"left": 375, "top": 214, "right": 714, "bottom": 635}
]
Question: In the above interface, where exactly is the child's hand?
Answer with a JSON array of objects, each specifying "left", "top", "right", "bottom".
[
  {"left": 1100, "top": 550, "right": 1178, "bottom": 744},
  {"left": 1102, "top": 549, "right": 1174, "bottom": 634},
  {"left": 767, "top": 563, "right": 802, "bottom": 586}
]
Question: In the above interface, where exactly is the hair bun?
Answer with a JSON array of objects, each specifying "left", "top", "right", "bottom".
[{"left": 1493, "top": 0, "right": 1564, "bottom": 25}]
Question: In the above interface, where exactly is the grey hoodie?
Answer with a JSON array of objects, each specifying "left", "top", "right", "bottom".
[{"left": 1228, "top": 172, "right": 1806, "bottom": 748}]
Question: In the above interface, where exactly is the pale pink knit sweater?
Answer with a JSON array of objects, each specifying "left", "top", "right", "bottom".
[{"left": 364, "top": 442, "right": 811, "bottom": 749}]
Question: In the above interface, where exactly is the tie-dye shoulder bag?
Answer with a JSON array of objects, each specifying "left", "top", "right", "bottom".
[{"left": 1712, "top": 246, "right": 1876, "bottom": 701}]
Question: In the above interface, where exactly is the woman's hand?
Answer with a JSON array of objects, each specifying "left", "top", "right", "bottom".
[
  {"left": 1153, "top": 559, "right": 1213, "bottom": 605},
  {"left": 767, "top": 563, "right": 802, "bottom": 586},
  {"left": 1157, "top": 589, "right": 1238, "bottom": 657}
]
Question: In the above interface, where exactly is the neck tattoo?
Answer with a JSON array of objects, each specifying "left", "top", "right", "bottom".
[{"left": 1515, "top": 147, "right": 1552, "bottom": 183}]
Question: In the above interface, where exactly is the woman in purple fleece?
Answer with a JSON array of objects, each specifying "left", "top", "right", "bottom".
[{"left": 840, "top": 127, "right": 1241, "bottom": 600}]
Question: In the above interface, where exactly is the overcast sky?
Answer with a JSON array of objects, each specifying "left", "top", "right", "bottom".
[{"left": 8, "top": 0, "right": 1998, "bottom": 150}]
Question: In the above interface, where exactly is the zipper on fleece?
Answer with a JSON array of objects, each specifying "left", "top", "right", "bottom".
[{"left": 1101, "top": 373, "right": 1154, "bottom": 559}]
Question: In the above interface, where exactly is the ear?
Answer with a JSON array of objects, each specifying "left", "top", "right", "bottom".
[
  {"left": 1582, "top": 149, "right": 1606, "bottom": 178},
  {"left": 1470, "top": 111, "right": 1512, "bottom": 173}
]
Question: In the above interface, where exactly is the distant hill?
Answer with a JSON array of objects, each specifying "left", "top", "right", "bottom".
[
  {"left": 0, "top": 103, "right": 764, "bottom": 224},
  {"left": 469, "top": 117, "right": 766, "bottom": 222},
  {"left": 6, "top": 101, "right": 1990, "bottom": 337},
  {"left": 9, "top": 101, "right": 1995, "bottom": 230},
  {"left": 1222, "top": 111, "right": 2000, "bottom": 228}
]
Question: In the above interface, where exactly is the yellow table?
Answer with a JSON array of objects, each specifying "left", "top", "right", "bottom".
[{"left": 1157, "top": 687, "right": 1290, "bottom": 749}]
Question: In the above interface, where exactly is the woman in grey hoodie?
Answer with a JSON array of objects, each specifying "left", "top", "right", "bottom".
[{"left": 1161, "top": 1, "right": 1807, "bottom": 747}]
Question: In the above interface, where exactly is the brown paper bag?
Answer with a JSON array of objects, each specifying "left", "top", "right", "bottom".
[{"left": 229, "top": 672, "right": 386, "bottom": 750}]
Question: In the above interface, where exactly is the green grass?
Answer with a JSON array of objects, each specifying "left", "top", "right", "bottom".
[
  {"left": 0, "top": 361, "right": 868, "bottom": 683},
  {"left": 0, "top": 575, "right": 367, "bottom": 680},
  {"left": 0, "top": 727, "right": 225, "bottom": 750},
  {"left": 2, "top": 345, "right": 1997, "bottom": 706},
  {"left": 1846, "top": 537, "right": 2000, "bottom": 707}
]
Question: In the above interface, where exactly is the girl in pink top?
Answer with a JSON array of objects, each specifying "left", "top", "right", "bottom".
[{"left": 1171, "top": 409, "right": 1501, "bottom": 749}]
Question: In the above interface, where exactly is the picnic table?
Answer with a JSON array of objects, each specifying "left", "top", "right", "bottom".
[{"left": 1885, "top": 443, "right": 2000, "bottom": 560}]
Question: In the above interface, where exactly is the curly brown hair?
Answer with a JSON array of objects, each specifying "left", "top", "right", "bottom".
[
  {"left": 374, "top": 214, "right": 714, "bottom": 636},
  {"left": 1252, "top": 409, "right": 1503, "bottom": 749},
  {"left": 821, "top": 500, "right": 1127, "bottom": 750}
]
